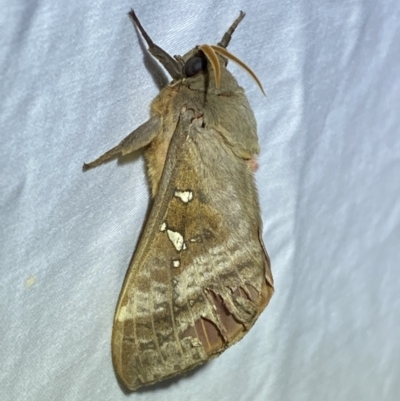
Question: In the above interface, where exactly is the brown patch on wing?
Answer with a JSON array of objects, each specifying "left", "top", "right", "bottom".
[
  {"left": 181, "top": 290, "right": 243, "bottom": 355},
  {"left": 181, "top": 273, "right": 273, "bottom": 356}
]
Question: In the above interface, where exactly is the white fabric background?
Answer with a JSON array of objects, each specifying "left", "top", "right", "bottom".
[{"left": 1, "top": 0, "right": 399, "bottom": 400}]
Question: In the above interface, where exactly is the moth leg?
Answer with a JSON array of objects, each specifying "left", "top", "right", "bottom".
[{"left": 83, "top": 117, "right": 161, "bottom": 171}]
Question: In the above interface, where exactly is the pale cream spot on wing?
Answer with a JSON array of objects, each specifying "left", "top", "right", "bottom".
[
  {"left": 191, "top": 338, "right": 202, "bottom": 347},
  {"left": 160, "top": 222, "right": 167, "bottom": 232},
  {"left": 117, "top": 305, "right": 128, "bottom": 322},
  {"left": 167, "top": 229, "right": 185, "bottom": 251},
  {"left": 174, "top": 190, "right": 193, "bottom": 203},
  {"left": 173, "top": 260, "right": 180, "bottom": 268}
]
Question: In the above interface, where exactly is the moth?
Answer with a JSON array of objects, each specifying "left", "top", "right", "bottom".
[{"left": 83, "top": 9, "right": 274, "bottom": 391}]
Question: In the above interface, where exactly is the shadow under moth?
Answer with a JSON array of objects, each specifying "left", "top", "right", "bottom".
[{"left": 83, "top": 9, "right": 274, "bottom": 391}]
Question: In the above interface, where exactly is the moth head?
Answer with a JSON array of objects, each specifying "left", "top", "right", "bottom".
[
  {"left": 129, "top": 9, "right": 264, "bottom": 94},
  {"left": 180, "top": 45, "right": 264, "bottom": 94},
  {"left": 181, "top": 50, "right": 209, "bottom": 79}
]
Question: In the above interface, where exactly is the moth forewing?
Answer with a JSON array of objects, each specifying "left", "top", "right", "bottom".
[{"left": 84, "top": 10, "right": 273, "bottom": 391}]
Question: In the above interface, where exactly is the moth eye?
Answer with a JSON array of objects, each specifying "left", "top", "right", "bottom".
[{"left": 184, "top": 55, "right": 207, "bottom": 77}]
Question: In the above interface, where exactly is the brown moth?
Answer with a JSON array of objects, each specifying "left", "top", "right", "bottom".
[{"left": 83, "top": 9, "right": 274, "bottom": 391}]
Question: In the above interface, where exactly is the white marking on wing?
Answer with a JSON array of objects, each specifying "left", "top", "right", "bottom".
[
  {"left": 167, "top": 229, "right": 185, "bottom": 251},
  {"left": 174, "top": 190, "right": 193, "bottom": 203}
]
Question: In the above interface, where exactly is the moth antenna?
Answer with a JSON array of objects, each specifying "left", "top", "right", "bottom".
[
  {"left": 128, "top": 9, "right": 182, "bottom": 80},
  {"left": 212, "top": 45, "right": 265, "bottom": 95},
  {"left": 218, "top": 11, "right": 246, "bottom": 48},
  {"left": 198, "top": 44, "right": 221, "bottom": 88}
]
